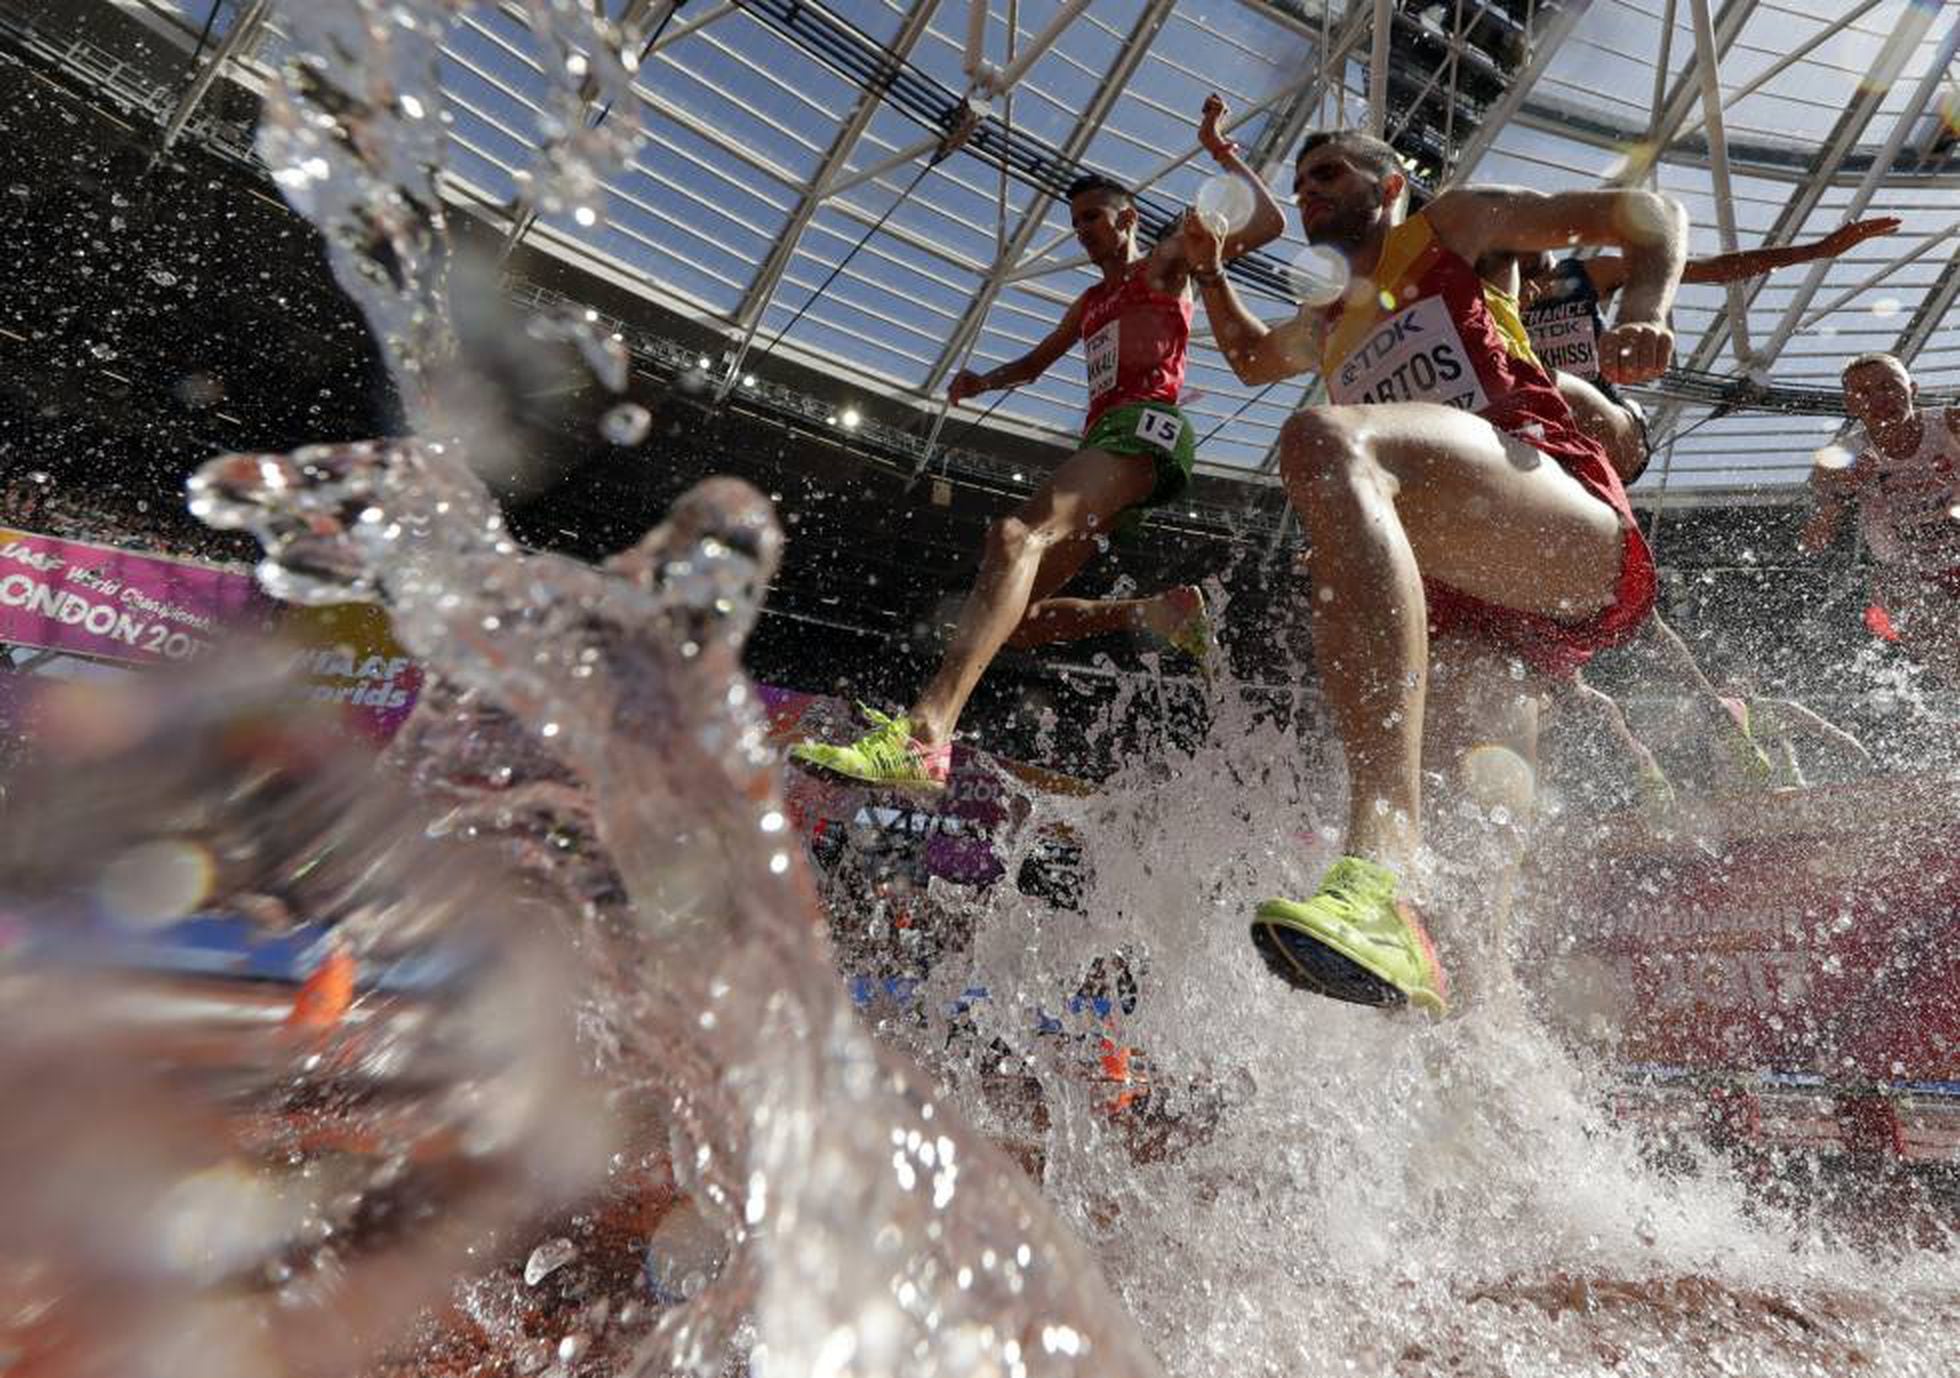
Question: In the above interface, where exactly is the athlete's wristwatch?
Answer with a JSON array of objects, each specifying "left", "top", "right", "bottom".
[{"left": 1191, "top": 266, "right": 1224, "bottom": 286}]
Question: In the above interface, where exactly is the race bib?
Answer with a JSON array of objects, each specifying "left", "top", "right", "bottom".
[
  {"left": 1523, "top": 300, "right": 1601, "bottom": 379},
  {"left": 1328, "top": 294, "right": 1490, "bottom": 412},
  {"left": 1134, "top": 407, "right": 1183, "bottom": 450},
  {"left": 1085, "top": 319, "right": 1118, "bottom": 400}
]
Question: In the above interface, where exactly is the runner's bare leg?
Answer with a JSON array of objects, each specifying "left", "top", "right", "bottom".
[
  {"left": 1008, "top": 591, "right": 1192, "bottom": 647},
  {"left": 1623, "top": 614, "right": 1766, "bottom": 786},
  {"left": 1277, "top": 401, "right": 1623, "bottom": 871},
  {"left": 1008, "top": 534, "right": 1197, "bottom": 648},
  {"left": 1424, "top": 637, "right": 1542, "bottom": 986},
  {"left": 1555, "top": 373, "right": 1646, "bottom": 485},
  {"left": 910, "top": 446, "right": 1157, "bottom": 745},
  {"left": 1560, "top": 672, "right": 1667, "bottom": 792}
]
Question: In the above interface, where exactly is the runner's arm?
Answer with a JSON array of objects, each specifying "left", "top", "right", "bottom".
[
  {"left": 1429, "top": 186, "right": 1686, "bottom": 381},
  {"left": 1682, "top": 216, "right": 1902, "bottom": 286},
  {"left": 1199, "top": 94, "right": 1286, "bottom": 261},
  {"left": 1180, "top": 212, "right": 1318, "bottom": 384},
  {"left": 1151, "top": 95, "right": 1286, "bottom": 276},
  {"left": 947, "top": 295, "right": 1086, "bottom": 403},
  {"left": 1580, "top": 218, "right": 1902, "bottom": 301},
  {"left": 1800, "top": 455, "right": 1859, "bottom": 551}
]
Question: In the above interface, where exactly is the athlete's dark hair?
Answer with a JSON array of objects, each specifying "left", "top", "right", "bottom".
[
  {"left": 1841, "top": 351, "right": 1906, "bottom": 380},
  {"left": 1065, "top": 172, "right": 1132, "bottom": 205},
  {"left": 1295, "top": 130, "right": 1411, "bottom": 214}
]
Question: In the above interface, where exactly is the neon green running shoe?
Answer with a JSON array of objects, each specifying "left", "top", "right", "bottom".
[
  {"left": 788, "top": 705, "right": 951, "bottom": 791},
  {"left": 1720, "top": 700, "right": 1775, "bottom": 790},
  {"left": 1636, "top": 763, "right": 1678, "bottom": 829},
  {"left": 1159, "top": 584, "right": 1216, "bottom": 670},
  {"left": 1250, "top": 857, "right": 1448, "bottom": 1015}
]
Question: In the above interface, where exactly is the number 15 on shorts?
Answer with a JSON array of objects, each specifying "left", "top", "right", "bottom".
[{"left": 1136, "top": 408, "right": 1183, "bottom": 449}]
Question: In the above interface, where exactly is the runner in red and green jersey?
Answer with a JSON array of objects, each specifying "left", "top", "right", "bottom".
[{"left": 794, "top": 94, "right": 1282, "bottom": 790}]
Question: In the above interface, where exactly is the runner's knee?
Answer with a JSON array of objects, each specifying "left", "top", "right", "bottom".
[
  {"left": 1277, "top": 408, "right": 1369, "bottom": 496},
  {"left": 985, "top": 513, "right": 1062, "bottom": 566}
]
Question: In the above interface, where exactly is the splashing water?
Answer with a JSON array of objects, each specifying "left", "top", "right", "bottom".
[
  {"left": 853, "top": 680, "right": 1960, "bottom": 1377},
  {"left": 0, "top": 660, "right": 608, "bottom": 1378},
  {"left": 12, "top": 0, "right": 1957, "bottom": 1372},
  {"left": 188, "top": 426, "right": 1168, "bottom": 1376}
]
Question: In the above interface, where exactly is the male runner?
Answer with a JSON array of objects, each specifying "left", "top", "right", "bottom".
[
  {"left": 1803, "top": 352, "right": 1960, "bottom": 683},
  {"left": 793, "top": 95, "right": 1283, "bottom": 789},
  {"left": 1471, "top": 224, "right": 1899, "bottom": 805},
  {"left": 1186, "top": 130, "right": 1686, "bottom": 1013},
  {"left": 1496, "top": 217, "right": 1898, "bottom": 484}
]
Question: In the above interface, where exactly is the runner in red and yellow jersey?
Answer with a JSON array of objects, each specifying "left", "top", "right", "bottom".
[
  {"left": 1187, "top": 130, "right": 1687, "bottom": 1014},
  {"left": 795, "top": 94, "right": 1282, "bottom": 789}
]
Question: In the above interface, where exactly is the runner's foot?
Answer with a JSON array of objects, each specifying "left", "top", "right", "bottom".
[
  {"left": 1145, "top": 584, "right": 1215, "bottom": 670},
  {"left": 789, "top": 705, "right": 951, "bottom": 790},
  {"left": 1250, "top": 856, "right": 1448, "bottom": 1014},
  {"left": 1636, "top": 763, "right": 1678, "bottom": 830},
  {"left": 1719, "top": 703, "right": 1775, "bottom": 791}
]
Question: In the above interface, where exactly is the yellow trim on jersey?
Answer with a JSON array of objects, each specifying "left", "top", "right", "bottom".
[
  {"left": 1320, "top": 217, "right": 1437, "bottom": 378},
  {"left": 1480, "top": 279, "right": 1540, "bottom": 367},
  {"left": 1319, "top": 213, "right": 1545, "bottom": 377}
]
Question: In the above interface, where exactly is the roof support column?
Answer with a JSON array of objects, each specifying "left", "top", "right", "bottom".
[
  {"left": 921, "top": 0, "right": 1178, "bottom": 397},
  {"left": 1367, "top": 0, "right": 1394, "bottom": 136},
  {"left": 1752, "top": 9, "right": 1960, "bottom": 367},
  {"left": 158, "top": 0, "right": 269, "bottom": 154},
  {"left": 1687, "top": 0, "right": 1755, "bottom": 366}
]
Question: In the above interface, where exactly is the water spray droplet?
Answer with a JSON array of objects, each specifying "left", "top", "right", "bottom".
[
  {"left": 525, "top": 1237, "right": 578, "bottom": 1285},
  {"left": 1287, "top": 245, "right": 1349, "bottom": 307},
  {"left": 601, "top": 402, "right": 651, "bottom": 446},
  {"left": 1193, "top": 174, "right": 1254, "bottom": 234}
]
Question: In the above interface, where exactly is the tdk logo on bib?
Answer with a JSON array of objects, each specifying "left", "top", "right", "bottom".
[
  {"left": 1330, "top": 296, "right": 1488, "bottom": 412},
  {"left": 1525, "top": 300, "right": 1600, "bottom": 379}
]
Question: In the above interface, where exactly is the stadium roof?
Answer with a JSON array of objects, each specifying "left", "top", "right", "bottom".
[{"left": 67, "top": 0, "right": 1960, "bottom": 498}]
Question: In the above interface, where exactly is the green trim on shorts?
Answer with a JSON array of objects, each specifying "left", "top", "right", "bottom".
[{"left": 1081, "top": 400, "right": 1197, "bottom": 512}]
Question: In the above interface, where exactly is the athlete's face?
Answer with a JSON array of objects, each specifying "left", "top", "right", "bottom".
[
  {"left": 1292, "top": 149, "right": 1399, "bottom": 250},
  {"left": 1070, "top": 191, "right": 1134, "bottom": 261},
  {"left": 1843, "top": 360, "right": 1914, "bottom": 426}
]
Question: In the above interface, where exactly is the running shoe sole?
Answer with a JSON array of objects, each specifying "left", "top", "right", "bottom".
[{"left": 1248, "top": 920, "right": 1404, "bottom": 1008}]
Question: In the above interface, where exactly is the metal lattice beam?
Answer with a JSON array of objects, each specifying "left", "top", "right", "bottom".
[
  {"left": 1242, "top": 2, "right": 1372, "bottom": 173},
  {"left": 157, "top": 0, "right": 268, "bottom": 153},
  {"left": 1687, "top": 0, "right": 1756, "bottom": 366},
  {"left": 722, "top": 0, "right": 940, "bottom": 353},
  {"left": 1367, "top": 0, "right": 1394, "bottom": 135},
  {"left": 1888, "top": 237, "right": 1960, "bottom": 371},
  {"left": 1447, "top": 0, "right": 1592, "bottom": 183},
  {"left": 921, "top": 0, "right": 1177, "bottom": 396},
  {"left": 1668, "top": 0, "right": 1888, "bottom": 145},
  {"left": 1663, "top": 1, "right": 1940, "bottom": 391},
  {"left": 1751, "top": 11, "right": 1960, "bottom": 368},
  {"left": 1607, "top": 0, "right": 1755, "bottom": 188}
]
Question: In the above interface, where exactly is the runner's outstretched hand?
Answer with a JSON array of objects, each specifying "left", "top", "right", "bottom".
[
  {"left": 1818, "top": 217, "right": 1901, "bottom": 256},
  {"left": 947, "top": 369, "right": 986, "bottom": 405}
]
